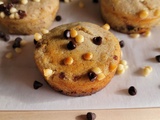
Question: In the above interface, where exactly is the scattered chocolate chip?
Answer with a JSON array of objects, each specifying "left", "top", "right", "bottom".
[
  {"left": 67, "top": 41, "right": 76, "bottom": 50},
  {"left": 6, "top": 3, "right": 13, "bottom": 9},
  {"left": 127, "top": 25, "right": 135, "bottom": 31},
  {"left": 12, "top": 37, "right": 22, "bottom": 48},
  {"left": 11, "top": 0, "right": 20, "bottom": 4},
  {"left": 33, "top": 80, "right": 43, "bottom": 90},
  {"left": 0, "top": 4, "right": 6, "bottom": 12},
  {"left": 155, "top": 55, "right": 160, "bottom": 62},
  {"left": 4, "top": 8, "right": 11, "bottom": 16},
  {"left": 0, "top": 31, "right": 5, "bottom": 38},
  {"left": 35, "top": 42, "right": 41, "bottom": 48},
  {"left": 128, "top": 86, "right": 137, "bottom": 96},
  {"left": 3, "top": 34, "right": 10, "bottom": 41},
  {"left": 119, "top": 40, "right": 124, "bottom": 48},
  {"left": 64, "top": 30, "right": 71, "bottom": 39},
  {"left": 93, "top": 0, "right": 99, "bottom": 3},
  {"left": 18, "top": 10, "right": 27, "bottom": 19},
  {"left": 86, "top": 112, "right": 96, "bottom": 120},
  {"left": 55, "top": 15, "right": 62, "bottom": 21},
  {"left": 59, "top": 72, "right": 65, "bottom": 79},
  {"left": 34, "top": 39, "right": 37, "bottom": 45},
  {"left": 88, "top": 71, "right": 97, "bottom": 81},
  {"left": 93, "top": 37, "right": 102, "bottom": 45}
]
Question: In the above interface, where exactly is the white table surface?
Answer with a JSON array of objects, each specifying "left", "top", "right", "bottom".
[{"left": 0, "top": 0, "right": 160, "bottom": 110}]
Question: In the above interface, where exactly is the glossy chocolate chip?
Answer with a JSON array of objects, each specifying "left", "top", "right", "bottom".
[
  {"left": 55, "top": 15, "right": 62, "bottom": 21},
  {"left": 12, "top": 37, "right": 22, "bottom": 48},
  {"left": 4, "top": 8, "right": 11, "bottom": 16},
  {"left": 86, "top": 112, "right": 96, "bottom": 120},
  {"left": 64, "top": 30, "right": 71, "bottom": 39},
  {"left": 128, "top": 86, "right": 137, "bottom": 96},
  {"left": 93, "top": 37, "right": 102, "bottom": 45},
  {"left": 119, "top": 40, "right": 124, "bottom": 48},
  {"left": 6, "top": 3, "right": 13, "bottom": 9},
  {"left": 34, "top": 39, "right": 37, "bottom": 45},
  {"left": 155, "top": 55, "right": 160, "bottom": 62},
  {"left": 33, "top": 81, "right": 43, "bottom": 90},
  {"left": 67, "top": 41, "right": 76, "bottom": 50},
  {"left": 88, "top": 71, "right": 97, "bottom": 81}
]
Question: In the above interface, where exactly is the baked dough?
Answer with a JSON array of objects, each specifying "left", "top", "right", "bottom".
[
  {"left": 34, "top": 22, "right": 121, "bottom": 96},
  {"left": 100, "top": 0, "right": 160, "bottom": 34},
  {"left": 0, "top": 0, "right": 59, "bottom": 34}
]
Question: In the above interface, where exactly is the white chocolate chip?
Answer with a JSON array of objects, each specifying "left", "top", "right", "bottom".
[
  {"left": 138, "top": 10, "right": 149, "bottom": 19},
  {"left": 0, "top": 12, "right": 5, "bottom": 18},
  {"left": 120, "top": 60, "right": 127, "bottom": 66},
  {"left": 102, "top": 23, "right": 110, "bottom": 31},
  {"left": 83, "top": 52, "right": 93, "bottom": 60},
  {"left": 97, "top": 73, "right": 105, "bottom": 80},
  {"left": 91, "top": 67, "right": 102, "bottom": 74},
  {"left": 129, "top": 33, "right": 140, "bottom": 38},
  {"left": 21, "top": 0, "right": 28, "bottom": 4},
  {"left": 75, "top": 35, "right": 84, "bottom": 43},
  {"left": 0, "top": 1, "right": 4, "bottom": 5},
  {"left": 10, "top": 7, "right": 18, "bottom": 13},
  {"left": 9, "top": 13, "right": 15, "bottom": 19},
  {"left": 15, "top": 48, "right": 22, "bottom": 53},
  {"left": 15, "top": 13, "right": 20, "bottom": 19},
  {"left": 34, "top": 33, "right": 42, "bottom": 41},
  {"left": 43, "top": 69, "right": 53, "bottom": 77},
  {"left": 70, "top": 29, "right": 78, "bottom": 38},
  {"left": 5, "top": 52, "right": 13, "bottom": 59},
  {"left": 142, "top": 66, "right": 152, "bottom": 77},
  {"left": 64, "top": 57, "right": 74, "bottom": 65},
  {"left": 116, "top": 69, "right": 125, "bottom": 75},
  {"left": 41, "top": 29, "right": 49, "bottom": 34},
  {"left": 142, "top": 30, "right": 151, "bottom": 37}
]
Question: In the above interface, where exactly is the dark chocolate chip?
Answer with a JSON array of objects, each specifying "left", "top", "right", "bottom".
[
  {"left": 59, "top": 72, "right": 65, "bottom": 79},
  {"left": 35, "top": 42, "right": 41, "bottom": 48},
  {"left": 155, "top": 55, "right": 160, "bottom": 62},
  {"left": 12, "top": 37, "right": 22, "bottom": 48},
  {"left": 64, "top": 30, "right": 71, "bottom": 39},
  {"left": 0, "top": 4, "right": 6, "bottom": 12},
  {"left": 119, "top": 40, "right": 124, "bottom": 48},
  {"left": 93, "top": 37, "right": 102, "bottom": 45},
  {"left": 11, "top": 0, "right": 20, "bottom": 4},
  {"left": 4, "top": 8, "right": 11, "bottom": 16},
  {"left": 127, "top": 25, "right": 135, "bottom": 31},
  {"left": 18, "top": 10, "right": 27, "bottom": 19},
  {"left": 33, "top": 80, "right": 43, "bottom": 90},
  {"left": 86, "top": 112, "right": 96, "bottom": 120},
  {"left": 93, "top": 0, "right": 99, "bottom": 3},
  {"left": 6, "top": 3, "right": 13, "bottom": 9},
  {"left": 60, "top": 0, "right": 65, "bottom": 2},
  {"left": 128, "top": 86, "right": 137, "bottom": 96},
  {"left": 34, "top": 39, "right": 37, "bottom": 45},
  {"left": 67, "top": 41, "right": 76, "bottom": 50},
  {"left": 88, "top": 71, "right": 97, "bottom": 81},
  {"left": 0, "top": 31, "right": 5, "bottom": 38},
  {"left": 3, "top": 34, "right": 10, "bottom": 41},
  {"left": 55, "top": 15, "right": 62, "bottom": 21}
]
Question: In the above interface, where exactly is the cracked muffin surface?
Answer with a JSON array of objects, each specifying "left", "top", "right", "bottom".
[{"left": 34, "top": 22, "right": 121, "bottom": 96}]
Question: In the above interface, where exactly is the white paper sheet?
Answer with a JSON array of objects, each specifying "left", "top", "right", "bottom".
[{"left": 0, "top": 0, "right": 160, "bottom": 110}]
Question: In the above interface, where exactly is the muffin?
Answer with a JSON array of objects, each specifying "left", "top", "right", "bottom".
[
  {"left": 0, "top": 0, "right": 59, "bottom": 34},
  {"left": 100, "top": 0, "right": 160, "bottom": 34},
  {"left": 34, "top": 22, "right": 121, "bottom": 96}
]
